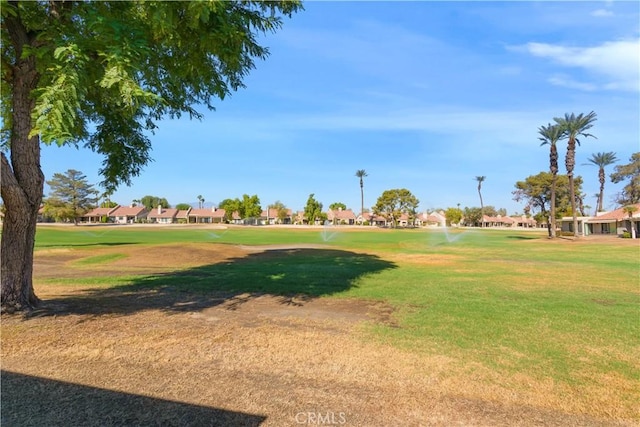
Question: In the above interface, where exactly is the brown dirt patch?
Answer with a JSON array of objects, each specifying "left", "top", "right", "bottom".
[{"left": 2, "top": 243, "right": 634, "bottom": 426}]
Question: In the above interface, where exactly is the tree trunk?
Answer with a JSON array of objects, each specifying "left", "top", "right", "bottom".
[
  {"left": 549, "top": 143, "right": 558, "bottom": 238},
  {"left": 566, "top": 140, "right": 579, "bottom": 237},
  {"left": 360, "top": 180, "right": 364, "bottom": 222},
  {"left": 598, "top": 167, "right": 605, "bottom": 212},
  {"left": 478, "top": 186, "right": 484, "bottom": 228},
  {"left": 550, "top": 172, "right": 557, "bottom": 238},
  {"left": 1, "top": 164, "right": 41, "bottom": 312},
  {"left": 1, "top": 13, "right": 43, "bottom": 312}
]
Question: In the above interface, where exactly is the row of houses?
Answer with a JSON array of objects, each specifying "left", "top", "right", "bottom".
[
  {"left": 35, "top": 202, "right": 640, "bottom": 236},
  {"left": 83, "top": 205, "right": 231, "bottom": 224},
  {"left": 81, "top": 205, "right": 443, "bottom": 226},
  {"left": 80, "top": 204, "right": 543, "bottom": 229}
]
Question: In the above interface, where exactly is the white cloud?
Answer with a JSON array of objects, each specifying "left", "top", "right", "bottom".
[
  {"left": 548, "top": 75, "right": 598, "bottom": 91},
  {"left": 521, "top": 39, "right": 640, "bottom": 92},
  {"left": 590, "top": 9, "right": 614, "bottom": 17}
]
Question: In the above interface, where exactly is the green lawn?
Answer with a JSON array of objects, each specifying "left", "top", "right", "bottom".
[{"left": 34, "top": 225, "right": 640, "bottom": 409}]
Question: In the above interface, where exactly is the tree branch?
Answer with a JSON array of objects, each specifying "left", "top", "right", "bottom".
[{"left": 0, "top": 151, "right": 26, "bottom": 205}]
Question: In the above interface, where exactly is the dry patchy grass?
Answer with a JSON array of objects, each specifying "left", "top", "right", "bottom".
[{"left": 2, "top": 242, "right": 637, "bottom": 426}]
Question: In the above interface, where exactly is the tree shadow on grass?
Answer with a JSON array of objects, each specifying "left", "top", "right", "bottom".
[
  {"left": 1, "top": 370, "right": 266, "bottom": 426},
  {"left": 31, "top": 248, "right": 397, "bottom": 317},
  {"left": 505, "top": 235, "right": 541, "bottom": 240}
]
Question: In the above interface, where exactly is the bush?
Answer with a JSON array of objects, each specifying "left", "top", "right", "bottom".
[{"left": 621, "top": 231, "right": 631, "bottom": 239}]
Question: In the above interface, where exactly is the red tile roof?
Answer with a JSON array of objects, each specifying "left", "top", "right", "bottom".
[
  {"left": 83, "top": 206, "right": 118, "bottom": 217},
  {"left": 261, "top": 208, "right": 293, "bottom": 218},
  {"left": 110, "top": 206, "right": 147, "bottom": 217},
  {"left": 147, "top": 208, "right": 179, "bottom": 219},
  {"left": 589, "top": 203, "right": 640, "bottom": 221},
  {"left": 188, "top": 208, "right": 226, "bottom": 218},
  {"left": 327, "top": 209, "right": 356, "bottom": 221},
  {"left": 176, "top": 209, "right": 190, "bottom": 219}
]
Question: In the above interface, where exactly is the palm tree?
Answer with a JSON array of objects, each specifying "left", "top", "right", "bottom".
[
  {"left": 475, "top": 176, "right": 485, "bottom": 227},
  {"left": 355, "top": 169, "right": 368, "bottom": 221},
  {"left": 584, "top": 151, "right": 617, "bottom": 212},
  {"left": 197, "top": 195, "right": 204, "bottom": 209},
  {"left": 554, "top": 111, "right": 598, "bottom": 237},
  {"left": 539, "top": 123, "right": 563, "bottom": 238}
]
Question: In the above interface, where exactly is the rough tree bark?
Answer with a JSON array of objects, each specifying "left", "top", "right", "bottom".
[
  {"left": 549, "top": 143, "right": 558, "bottom": 238},
  {"left": 566, "top": 140, "right": 578, "bottom": 237},
  {"left": 1, "top": 12, "right": 43, "bottom": 312}
]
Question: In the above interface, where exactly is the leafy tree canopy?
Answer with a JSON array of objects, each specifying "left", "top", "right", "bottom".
[
  {"left": 218, "top": 198, "right": 240, "bottom": 222},
  {"left": 329, "top": 202, "right": 347, "bottom": 211},
  {"left": 513, "top": 172, "right": 583, "bottom": 218},
  {"left": 463, "top": 207, "right": 482, "bottom": 226},
  {"left": 43, "top": 169, "right": 98, "bottom": 224},
  {"left": 268, "top": 200, "right": 289, "bottom": 222},
  {"left": 444, "top": 207, "right": 463, "bottom": 226},
  {"left": 240, "top": 194, "right": 262, "bottom": 219},
  {"left": 219, "top": 194, "right": 261, "bottom": 220},
  {"left": 100, "top": 200, "right": 118, "bottom": 208},
  {"left": 304, "top": 193, "right": 325, "bottom": 224},
  {"left": 1, "top": 1, "right": 302, "bottom": 191},
  {"left": 476, "top": 206, "right": 507, "bottom": 217},
  {"left": 372, "top": 188, "right": 419, "bottom": 227},
  {"left": 175, "top": 203, "right": 192, "bottom": 210},
  {"left": 610, "top": 152, "right": 640, "bottom": 206},
  {"left": 140, "top": 195, "right": 169, "bottom": 210}
]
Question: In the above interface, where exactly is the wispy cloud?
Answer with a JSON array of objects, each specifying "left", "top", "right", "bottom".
[
  {"left": 519, "top": 39, "right": 640, "bottom": 92},
  {"left": 590, "top": 9, "right": 614, "bottom": 18},
  {"left": 547, "top": 75, "right": 598, "bottom": 91}
]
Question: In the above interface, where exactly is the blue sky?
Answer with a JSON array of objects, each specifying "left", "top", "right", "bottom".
[{"left": 42, "top": 1, "right": 640, "bottom": 215}]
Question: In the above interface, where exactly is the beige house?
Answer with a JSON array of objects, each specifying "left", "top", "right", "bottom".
[
  {"left": 146, "top": 206, "right": 191, "bottom": 224},
  {"left": 581, "top": 204, "right": 640, "bottom": 237},
  {"left": 357, "top": 212, "right": 387, "bottom": 227},
  {"left": 110, "top": 206, "right": 148, "bottom": 224},
  {"left": 415, "top": 211, "right": 446, "bottom": 227},
  {"left": 327, "top": 208, "right": 356, "bottom": 225},
  {"left": 82, "top": 206, "right": 119, "bottom": 223},
  {"left": 261, "top": 208, "right": 293, "bottom": 225},
  {"left": 188, "top": 207, "right": 226, "bottom": 224}
]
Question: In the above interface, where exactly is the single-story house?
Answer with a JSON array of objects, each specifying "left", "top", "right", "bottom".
[
  {"left": 357, "top": 212, "right": 388, "bottom": 227},
  {"left": 82, "top": 206, "right": 119, "bottom": 223},
  {"left": 188, "top": 207, "right": 226, "bottom": 224},
  {"left": 146, "top": 206, "right": 183, "bottom": 224},
  {"left": 109, "top": 206, "right": 148, "bottom": 224},
  {"left": 415, "top": 211, "right": 446, "bottom": 227},
  {"left": 327, "top": 208, "right": 356, "bottom": 225},
  {"left": 261, "top": 208, "right": 293, "bottom": 225},
  {"left": 176, "top": 209, "right": 191, "bottom": 223},
  {"left": 584, "top": 203, "right": 640, "bottom": 237},
  {"left": 481, "top": 215, "right": 515, "bottom": 228},
  {"left": 512, "top": 215, "right": 537, "bottom": 228}
]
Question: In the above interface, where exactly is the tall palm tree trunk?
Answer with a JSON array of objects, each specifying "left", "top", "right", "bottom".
[
  {"left": 566, "top": 140, "right": 579, "bottom": 237},
  {"left": 550, "top": 174, "right": 557, "bottom": 238},
  {"left": 360, "top": 180, "right": 364, "bottom": 223},
  {"left": 478, "top": 188, "right": 484, "bottom": 227},
  {"left": 549, "top": 144, "right": 558, "bottom": 238},
  {"left": 598, "top": 167, "right": 605, "bottom": 212}
]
